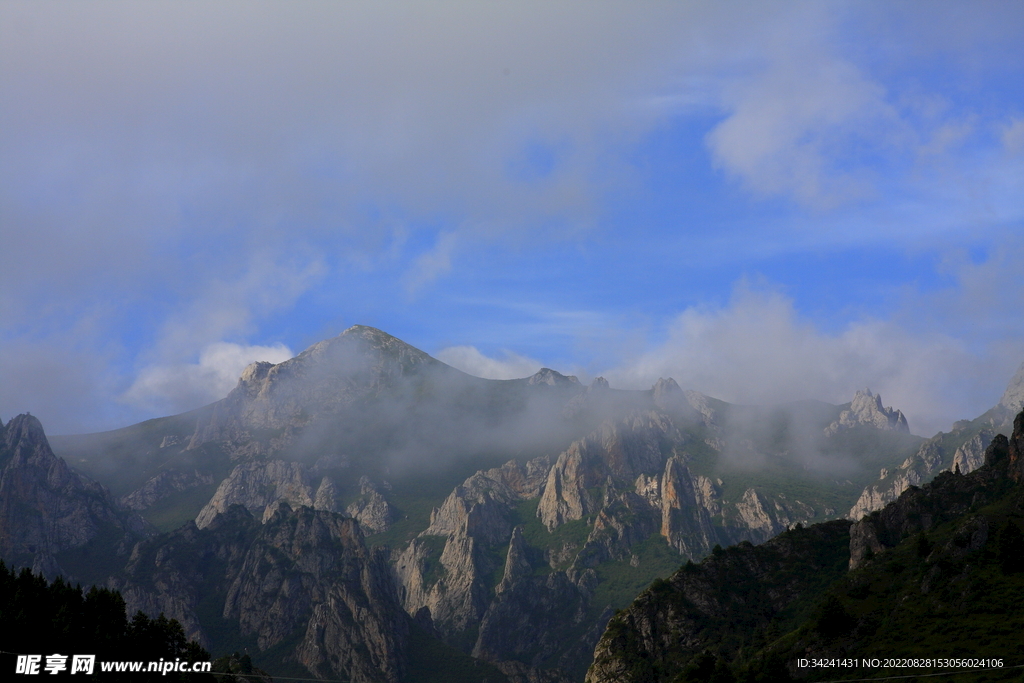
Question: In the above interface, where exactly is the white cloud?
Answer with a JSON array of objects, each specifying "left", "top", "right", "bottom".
[
  {"left": 435, "top": 345, "right": 541, "bottom": 380},
  {"left": 605, "top": 280, "right": 1021, "bottom": 437},
  {"left": 705, "top": 35, "right": 899, "bottom": 207},
  {"left": 123, "top": 342, "right": 293, "bottom": 415}
]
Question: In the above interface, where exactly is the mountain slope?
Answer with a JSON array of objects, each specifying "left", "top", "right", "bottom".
[
  {"left": 585, "top": 409, "right": 1024, "bottom": 683},
  {"left": 115, "top": 502, "right": 508, "bottom": 683},
  {"left": 847, "top": 366, "right": 1024, "bottom": 520}
]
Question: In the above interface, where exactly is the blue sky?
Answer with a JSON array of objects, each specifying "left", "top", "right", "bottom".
[{"left": 2, "top": 1, "right": 1023, "bottom": 436}]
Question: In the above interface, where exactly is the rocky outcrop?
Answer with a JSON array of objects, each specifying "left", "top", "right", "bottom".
[
  {"left": 537, "top": 412, "right": 677, "bottom": 530},
  {"left": 195, "top": 459, "right": 338, "bottom": 528},
  {"left": 950, "top": 430, "right": 992, "bottom": 475},
  {"left": 658, "top": 458, "right": 720, "bottom": 557},
  {"left": 825, "top": 389, "right": 909, "bottom": 436},
  {"left": 528, "top": 368, "right": 581, "bottom": 387},
  {"left": 848, "top": 433, "right": 948, "bottom": 520},
  {"left": 345, "top": 476, "right": 394, "bottom": 534},
  {"left": 0, "top": 414, "right": 148, "bottom": 579},
  {"left": 119, "top": 503, "right": 409, "bottom": 683}
]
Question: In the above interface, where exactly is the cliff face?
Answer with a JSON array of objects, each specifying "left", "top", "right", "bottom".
[
  {"left": 118, "top": 503, "right": 409, "bottom": 683},
  {"left": 0, "top": 414, "right": 148, "bottom": 580}
]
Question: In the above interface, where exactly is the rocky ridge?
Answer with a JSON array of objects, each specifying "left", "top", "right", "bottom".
[{"left": 847, "top": 374, "right": 1020, "bottom": 520}]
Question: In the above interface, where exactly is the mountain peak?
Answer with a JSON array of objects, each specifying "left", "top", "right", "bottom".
[
  {"left": 340, "top": 324, "right": 401, "bottom": 345},
  {"left": 2, "top": 412, "right": 50, "bottom": 453},
  {"left": 825, "top": 388, "right": 909, "bottom": 436},
  {"left": 527, "top": 368, "right": 580, "bottom": 386},
  {"left": 300, "top": 325, "right": 436, "bottom": 365}
]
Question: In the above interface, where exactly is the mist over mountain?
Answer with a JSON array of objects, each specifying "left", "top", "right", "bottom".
[{"left": 4, "top": 325, "right": 1023, "bottom": 681}]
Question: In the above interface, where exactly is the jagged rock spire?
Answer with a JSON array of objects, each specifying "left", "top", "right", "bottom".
[{"left": 825, "top": 388, "right": 909, "bottom": 436}]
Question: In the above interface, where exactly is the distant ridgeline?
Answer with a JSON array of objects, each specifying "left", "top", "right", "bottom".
[
  {"left": 586, "top": 409, "right": 1024, "bottom": 683},
  {"left": 2, "top": 328, "right": 1021, "bottom": 683}
]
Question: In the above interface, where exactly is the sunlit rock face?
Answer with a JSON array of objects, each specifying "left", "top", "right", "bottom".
[
  {"left": 825, "top": 389, "right": 909, "bottom": 437},
  {"left": 345, "top": 476, "right": 394, "bottom": 534}
]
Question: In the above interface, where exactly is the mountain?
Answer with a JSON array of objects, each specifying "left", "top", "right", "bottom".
[
  {"left": 72, "top": 330, "right": 906, "bottom": 677},
  {"left": 845, "top": 368, "right": 1023, "bottom": 520},
  {"left": 585, "top": 409, "right": 1024, "bottom": 683},
  {"left": 50, "top": 326, "right": 599, "bottom": 529},
  {"left": 18, "top": 325, "right": 1008, "bottom": 681},
  {"left": 0, "top": 413, "right": 149, "bottom": 583}
]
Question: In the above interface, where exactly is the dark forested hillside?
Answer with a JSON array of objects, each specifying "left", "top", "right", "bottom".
[{"left": 0, "top": 561, "right": 209, "bottom": 681}]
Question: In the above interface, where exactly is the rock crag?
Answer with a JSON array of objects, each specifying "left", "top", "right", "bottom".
[{"left": 0, "top": 414, "right": 148, "bottom": 580}]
